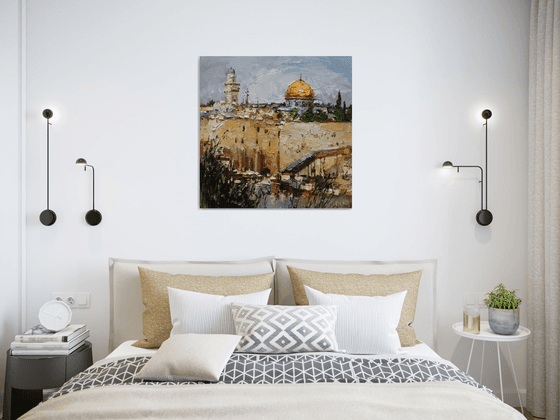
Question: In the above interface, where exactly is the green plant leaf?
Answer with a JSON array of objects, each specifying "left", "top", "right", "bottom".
[{"left": 483, "top": 283, "right": 521, "bottom": 310}]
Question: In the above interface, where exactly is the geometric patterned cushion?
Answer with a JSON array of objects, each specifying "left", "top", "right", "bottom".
[{"left": 231, "top": 304, "right": 339, "bottom": 353}]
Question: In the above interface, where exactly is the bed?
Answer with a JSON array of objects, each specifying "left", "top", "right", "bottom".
[{"left": 19, "top": 257, "right": 524, "bottom": 419}]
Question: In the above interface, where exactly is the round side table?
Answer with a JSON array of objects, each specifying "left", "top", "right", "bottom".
[
  {"left": 452, "top": 322, "right": 530, "bottom": 414},
  {"left": 3, "top": 341, "right": 93, "bottom": 420}
]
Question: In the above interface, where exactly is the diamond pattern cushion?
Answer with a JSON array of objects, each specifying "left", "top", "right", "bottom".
[{"left": 231, "top": 304, "right": 339, "bottom": 353}]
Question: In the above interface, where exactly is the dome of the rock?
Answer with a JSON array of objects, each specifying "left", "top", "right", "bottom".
[{"left": 285, "top": 79, "right": 314, "bottom": 100}]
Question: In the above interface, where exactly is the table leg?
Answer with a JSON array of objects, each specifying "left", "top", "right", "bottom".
[
  {"left": 480, "top": 341, "right": 485, "bottom": 382},
  {"left": 506, "top": 343, "right": 523, "bottom": 414},
  {"left": 11, "top": 388, "right": 43, "bottom": 420},
  {"left": 466, "top": 339, "right": 475, "bottom": 374},
  {"left": 3, "top": 358, "right": 12, "bottom": 420},
  {"left": 497, "top": 342, "right": 504, "bottom": 402}
]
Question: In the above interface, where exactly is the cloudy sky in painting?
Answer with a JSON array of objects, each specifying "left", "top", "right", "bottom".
[{"left": 200, "top": 56, "right": 352, "bottom": 106}]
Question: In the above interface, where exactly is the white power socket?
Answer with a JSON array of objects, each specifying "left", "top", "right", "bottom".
[
  {"left": 51, "top": 292, "right": 90, "bottom": 308},
  {"left": 462, "top": 292, "right": 487, "bottom": 307}
]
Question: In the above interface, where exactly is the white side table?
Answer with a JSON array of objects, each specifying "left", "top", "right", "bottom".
[{"left": 452, "top": 321, "right": 530, "bottom": 413}]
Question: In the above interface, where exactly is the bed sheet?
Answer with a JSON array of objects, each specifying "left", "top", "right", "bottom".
[{"left": 54, "top": 345, "right": 489, "bottom": 404}]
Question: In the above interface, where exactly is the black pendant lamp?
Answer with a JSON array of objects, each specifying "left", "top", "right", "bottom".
[
  {"left": 76, "top": 158, "right": 102, "bottom": 226},
  {"left": 40, "top": 109, "right": 57, "bottom": 226},
  {"left": 443, "top": 109, "right": 493, "bottom": 226}
]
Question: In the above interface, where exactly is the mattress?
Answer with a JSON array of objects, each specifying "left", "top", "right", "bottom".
[{"left": 105, "top": 339, "right": 443, "bottom": 363}]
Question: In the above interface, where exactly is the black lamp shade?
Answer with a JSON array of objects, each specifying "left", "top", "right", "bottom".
[
  {"left": 476, "top": 209, "right": 493, "bottom": 226},
  {"left": 482, "top": 109, "right": 492, "bottom": 120},
  {"left": 40, "top": 209, "right": 57, "bottom": 226},
  {"left": 42, "top": 109, "right": 53, "bottom": 119},
  {"left": 442, "top": 161, "right": 454, "bottom": 168},
  {"left": 85, "top": 209, "right": 102, "bottom": 226},
  {"left": 76, "top": 158, "right": 87, "bottom": 165}
]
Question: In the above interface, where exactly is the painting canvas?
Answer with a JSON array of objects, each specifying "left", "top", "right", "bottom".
[{"left": 199, "top": 56, "right": 352, "bottom": 209}]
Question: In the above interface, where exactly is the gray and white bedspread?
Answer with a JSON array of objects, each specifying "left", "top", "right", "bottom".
[{"left": 49, "top": 353, "right": 493, "bottom": 400}]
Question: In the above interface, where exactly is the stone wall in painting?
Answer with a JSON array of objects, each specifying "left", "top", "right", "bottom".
[{"left": 200, "top": 117, "right": 352, "bottom": 175}]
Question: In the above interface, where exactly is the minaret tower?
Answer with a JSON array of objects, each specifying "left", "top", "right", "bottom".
[{"left": 224, "top": 67, "right": 240, "bottom": 104}]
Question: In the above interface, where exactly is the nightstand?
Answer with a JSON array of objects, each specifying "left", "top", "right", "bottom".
[
  {"left": 3, "top": 341, "right": 93, "bottom": 420},
  {"left": 452, "top": 322, "right": 530, "bottom": 414}
]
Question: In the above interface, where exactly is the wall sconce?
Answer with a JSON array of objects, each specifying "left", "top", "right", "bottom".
[
  {"left": 40, "top": 109, "right": 57, "bottom": 226},
  {"left": 76, "top": 158, "right": 102, "bottom": 226},
  {"left": 443, "top": 109, "right": 493, "bottom": 226}
]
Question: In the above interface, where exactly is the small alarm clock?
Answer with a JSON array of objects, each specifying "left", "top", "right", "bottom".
[{"left": 38, "top": 300, "right": 73, "bottom": 331}]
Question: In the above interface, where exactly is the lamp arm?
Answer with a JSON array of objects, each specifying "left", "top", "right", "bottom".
[
  {"left": 85, "top": 164, "right": 95, "bottom": 210},
  {"left": 454, "top": 165, "right": 484, "bottom": 211}
]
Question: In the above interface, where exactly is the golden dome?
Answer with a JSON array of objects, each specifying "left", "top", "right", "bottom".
[{"left": 285, "top": 79, "right": 314, "bottom": 100}]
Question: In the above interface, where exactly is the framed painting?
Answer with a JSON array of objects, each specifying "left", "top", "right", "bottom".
[{"left": 200, "top": 56, "right": 352, "bottom": 209}]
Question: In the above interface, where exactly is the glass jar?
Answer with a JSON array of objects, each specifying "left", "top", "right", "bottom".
[{"left": 463, "top": 305, "right": 480, "bottom": 334}]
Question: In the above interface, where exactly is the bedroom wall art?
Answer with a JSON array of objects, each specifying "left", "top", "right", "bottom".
[{"left": 199, "top": 56, "right": 352, "bottom": 209}]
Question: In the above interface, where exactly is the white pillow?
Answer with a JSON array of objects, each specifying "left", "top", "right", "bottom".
[
  {"left": 304, "top": 285, "right": 406, "bottom": 354},
  {"left": 135, "top": 334, "right": 241, "bottom": 382},
  {"left": 168, "top": 287, "right": 271, "bottom": 335}
]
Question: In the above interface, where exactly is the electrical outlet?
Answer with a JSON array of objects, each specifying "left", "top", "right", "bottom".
[
  {"left": 51, "top": 293, "right": 90, "bottom": 308},
  {"left": 475, "top": 292, "right": 487, "bottom": 306},
  {"left": 462, "top": 292, "right": 487, "bottom": 308}
]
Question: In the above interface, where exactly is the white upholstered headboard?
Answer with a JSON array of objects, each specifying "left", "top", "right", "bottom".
[{"left": 109, "top": 257, "right": 437, "bottom": 352}]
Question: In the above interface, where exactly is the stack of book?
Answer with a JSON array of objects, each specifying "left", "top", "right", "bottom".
[{"left": 11, "top": 324, "right": 89, "bottom": 355}]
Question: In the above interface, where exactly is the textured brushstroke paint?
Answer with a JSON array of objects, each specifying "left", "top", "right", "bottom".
[{"left": 199, "top": 56, "right": 352, "bottom": 209}]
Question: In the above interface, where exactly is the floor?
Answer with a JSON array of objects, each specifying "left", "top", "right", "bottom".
[{"left": 517, "top": 408, "right": 542, "bottom": 419}]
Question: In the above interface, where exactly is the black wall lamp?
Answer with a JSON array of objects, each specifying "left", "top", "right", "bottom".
[
  {"left": 76, "top": 158, "right": 102, "bottom": 226},
  {"left": 40, "top": 109, "right": 57, "bottom": 226},
  {"left": 443, "top": 109, "right": 493, "bottom": 226}
]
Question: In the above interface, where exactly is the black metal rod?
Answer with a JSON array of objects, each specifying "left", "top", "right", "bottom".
[
  {"left": 454, "top": 165, "right": 484, "bottom": 211},
  {"left": 92, "top": 165, "right": 95, "bottom": 210},
  {"left": 485, "top": 120, "right": 488, "bottom": 210},
  {"left": 46, "top": 119, "right": 50, "bottom": 209}
]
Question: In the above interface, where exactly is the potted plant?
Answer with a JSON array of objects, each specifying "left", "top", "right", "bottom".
[{"left": 484, "top": 283, "right": 521, "bottom": 335}]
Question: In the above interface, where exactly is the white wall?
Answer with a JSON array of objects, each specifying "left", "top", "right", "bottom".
[
  {"left": 0, "top": 0, "right": 23, "bottom": 409},
  {"left": 20, "top": 0, "right": 529, "bottom": 405}
]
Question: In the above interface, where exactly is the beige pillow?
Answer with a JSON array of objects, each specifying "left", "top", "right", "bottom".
[
  {"left": 287, "top": 266, "right": 422, "bottom": 347},
  {"left": 135, "top": 334, "right": 241, "bottom": 382},
  {"left": 134, "top": 267, "right": 274, "bottom": 348}
]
